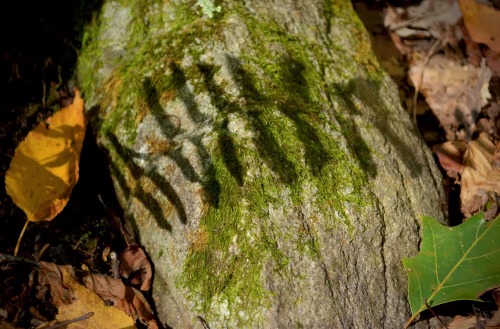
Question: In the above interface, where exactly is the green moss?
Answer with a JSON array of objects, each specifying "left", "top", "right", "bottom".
[
  {"left": 182, "top": 157, "right": 276, "bottom": 324},
  {"left": 77, "top": 12, "right": 102, "bottom": 100},
  {"left": 178, "top": 11, "right": 377, "bottom": 326},
  {"left": 78, "top": 1, "right": 384, "bottom": 326}
]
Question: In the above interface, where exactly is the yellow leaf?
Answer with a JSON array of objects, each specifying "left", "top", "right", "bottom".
[
  {"left": 57, "top": 267, "right": 135, "bottom": 329},
  {"left": 5, "top": 89, "right": 86, "bottom": 222}
]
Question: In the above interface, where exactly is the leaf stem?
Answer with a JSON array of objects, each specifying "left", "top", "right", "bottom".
[
  {"left": 14, "top": 219, "right": 30, "bottom": 256},
  {"left": 424, "top": 299, "right": 448, "bottom": 329}
]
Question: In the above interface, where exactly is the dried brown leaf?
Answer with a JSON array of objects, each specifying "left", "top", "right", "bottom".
[
  {"left": 492, "top": 142, "right": 500, "bottom": 167},
  {"left": 37, "top": 261, "right": 158, "bottom": 328},
  {"left": 432, "top": 141, "right": 467, "bottom": 180},
  {"left": 119, "top": 245, "right": 152, "bottom": 292},
  {"left": 409, "top": 55, "right": 492, "bottom": 140},
  {"left": 385, "top": 0, "right": 462, "bottom": 37},
  {"left": 488, "top": 289, "right": 500, "bottom": 327},
  {"left": 81, "top": 272, "right": 156, "bottom": 327},
  {"left": 37, "top": 262, "right": 134, "bottom": 329},
  {"left": 461, "top": 133, "right": 500, "bottom": 216},
  {"left": 441, "top": 315, "right": 482, "bottom": 329},
  {"left": 80, "top": 268, "right": 156, "bottom": 328}
]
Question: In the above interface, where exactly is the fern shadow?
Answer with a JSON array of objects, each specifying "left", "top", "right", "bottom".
[
  {"left": 336, "top": 78, "right": 424, "bottom": 178},
  {"left": 198, "top": 58, "right": 299, "bottom": 185},
  {"left": 275, "top": 56, "right": 330, "bottom": 176},
  {"left": 106, "top": 131, "right": 189, "bottom": 229},
  {"left": 330, "top": 81, "right": 378, "bottom": 178},
  {"left": 143, "top": 62, "right": 220, "bottom": 207}
]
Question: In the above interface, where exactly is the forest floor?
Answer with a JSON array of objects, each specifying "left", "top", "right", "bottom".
[{"left": 0, "top": 1, "right": 499, "bottom": 328}]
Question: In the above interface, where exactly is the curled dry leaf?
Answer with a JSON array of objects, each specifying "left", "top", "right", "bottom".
[
  {"left": 119, "top": 245, "right": 152, "bottom": 292},
  {"left": 5, "top": 89, "right": 86, "bottom": 222},
  {"left": 432, "top": 141, "right": 467, "bottom": 180},
  {"left": 461, "top": 133, "right": 500, "bottom": 216},
  {"left": 409, "top": 56, "right": 492, "bottom": 141}
]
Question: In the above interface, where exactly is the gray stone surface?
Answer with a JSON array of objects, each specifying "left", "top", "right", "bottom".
[{"left": 77, "top": 1, "right": 445, "bottom": 328}]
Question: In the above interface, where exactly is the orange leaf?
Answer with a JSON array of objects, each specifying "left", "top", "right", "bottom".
[
  {"left": 5, "top": 89, "right": 86, "bottom": 222},
  {"left": 459, "top": 0, "right": 500, "bottom": 53}
]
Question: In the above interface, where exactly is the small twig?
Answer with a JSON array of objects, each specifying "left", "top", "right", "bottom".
[
  {"left": 389, "top": 12, "right": 443, "bottom": 32},
  {"left": 35, "top": 243, "right": 50, "bottom": 261},
  {"left": 41, "top": 312, "right": 94, "bottom": 329},
  {"left": 0, "top": 252, "right": 40, "bottom": 267},
  {"left": 424, "top": 299, "right": 448, "bottom": 329},
  {"left": 42, "top": 80, "right": 47, "bottom": 106},
  {"left": 412, "top": 39, "right": 441, "bottom": 124},
  {"left": 110, "top": 251, "right": 120, "bottom": 279}
]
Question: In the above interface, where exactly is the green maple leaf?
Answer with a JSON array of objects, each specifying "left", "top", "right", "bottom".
[{"left": 403, "top": 213, "right": 500, "bottom": 327}]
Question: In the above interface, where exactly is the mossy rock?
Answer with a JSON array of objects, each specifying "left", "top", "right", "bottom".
[{"left": 77, "top": 0, "right": 445, "bottom": 328}]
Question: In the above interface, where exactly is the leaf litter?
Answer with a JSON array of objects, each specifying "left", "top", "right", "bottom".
[
  {"left": 119, "top": 245, "right": 152, "bottom": 292},
  {"left": 35, "top": 257, "right": 158, "bottom": 329},
  {"left": 379, "top": 0, "right": 500, "bottom": 223},
  {"left": 360, "top": 0, "right": 500, "bottom": 326}
]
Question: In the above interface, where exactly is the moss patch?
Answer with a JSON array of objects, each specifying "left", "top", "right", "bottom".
[{"left": 77, "top": 1, "right": 385, "bottom": 326}]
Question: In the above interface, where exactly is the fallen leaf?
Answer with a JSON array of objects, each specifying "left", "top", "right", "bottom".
[
  {"left": 462, "top": 23, "right": 500, "bottom": 78},
  {"left": 5, "top": 89, "right": 86, "bottom": 222},
  {"left": 37, "top": 262, "right": 135, "bottom": 329},
  {"left": 408, "top": 56, "right": 492, "bottom": 140},
  {"left": 493, "top": 141, "right": 500, "bottom": 168},
  {"left": 119, "top": 245, "right": 152, "bottom": 291},
  {"left": 485, "top": 49, "right": 500, "bottom": 77},
  {"left": 461, "top": 133, "right": 500, "bottom": 216},
  {"left": 0, "top": 321, "right": 21, "bottom": 329},
  {"left": 442, "top": 315, "right": 483, "bottom": 329},
  {"left": 432, "top": 141, "right": 467, "bottom": 180},
  {"left": 487, "top": 289, "right": 500, "bottom": 327},
  {"left": 81, "top": 272, "right": 156, "bottom": 327},
  {"left": 385, "top": 0, "right": 462, "bottom": 40},
  {"left": 459, "top": 0, "right": 500, "bottom": 53},
  {"left": 403, "top": 214, "right": 500, "bottom": 327},
  {"left": 38, "top": 261, "right": 158, "bottom": 328}
]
